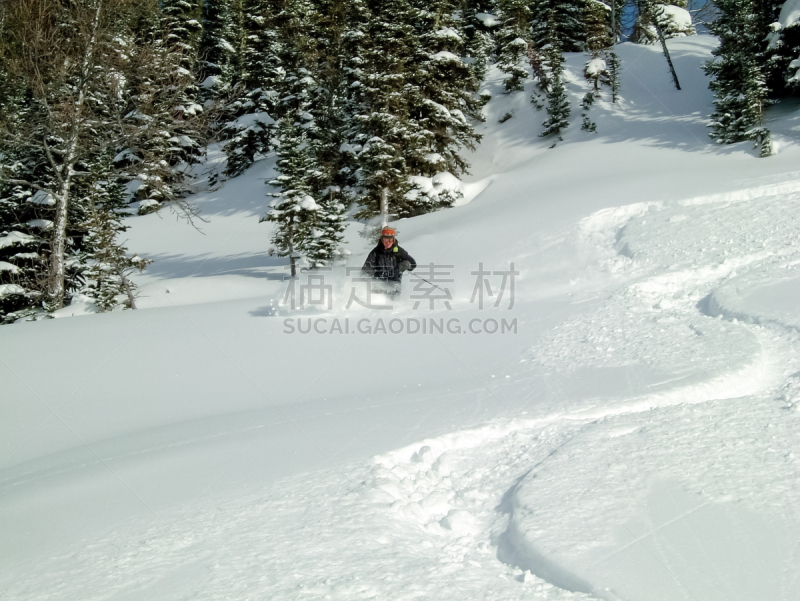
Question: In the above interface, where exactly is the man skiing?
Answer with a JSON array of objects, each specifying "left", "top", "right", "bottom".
[{"left": 361, "top": 226, "right": 416, "bottom": 296}]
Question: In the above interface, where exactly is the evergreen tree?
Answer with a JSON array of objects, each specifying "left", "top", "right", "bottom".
[
  {"left": 161, "top": 0, "right": 204, "bottom": 98},
  {"left": 585, "top": 0, "right": 612, "bottom": 54},
  {"left": 303, "top": 188, "right": 348, "bottom": 268},
  {"left": 160, "top": 0, "right": 206, "bottom": 142},
  {"left": 495, "top": 0, "right": 532, "bottom": 92},
  {"left": 462, "top": 0, "right": 497, "bottom": 81},
  {"left": 301, "top": 0, "right": 358, "bottom": 265},
  {"left": 408, "top": 0, "right": 484, "bottom": 177},
  {"left": 81, "top": 153, "right": 151, "bottom": 311},
  {"left": 0, "top": 149, "right": 50, "bottom": 323},
  {"left": 222, "top": 0, "right": 281, "bottom": 177},
  {"left": 540, "top": 21, "right": 571, "bottom": 141},
  {"left": 261, "top": 118, "right": 319, "bottom": 276},
  {"left": 200, "top": 0, "right": 243, "bottom": 93},
  {"left": 606, "top": 48, "right": 621, "bottom": 102},
  {"left": 351, "top": 0, "right": 423, "bottom": 218},
  {"left": 759, "top": 1, "right": 792, "bottom": 96},
  {"left": 704, "top": 0, "right": 772, "bottom": 156},
  {"left": 0, "top": 0, "right": 200, "bottom": 316},
  {"left": 123, "top": 12, "right": 204, "bottom": 207},
  {"left": 531, "top": 0, "right": 587, "bottom": 52}
]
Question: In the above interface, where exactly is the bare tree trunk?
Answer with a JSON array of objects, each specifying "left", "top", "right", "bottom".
[
  {"left": 46, "top": 1, "right": 103, "bottom": 309},
  {"left": 118, "top": 266, "right": 137, "bottom": 310},
  {"left": 288, "top": 224, "right": 297, "bottom": 278},
  {"left": 653, "top": 6, "right": 681, "bottom": 90},
  {"left": 380, "top": 187, "right": 389, "bottom": 227},
  {"left": 47, "top": 187, "right": 70, "bottom": 308},
  {"left": 610, "top": 0, "right": 615, "bottom": 44}
]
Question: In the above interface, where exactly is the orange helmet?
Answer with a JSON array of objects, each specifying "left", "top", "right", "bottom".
[{"left": 381, "top": 227, "right": 396, "bottom": 237}]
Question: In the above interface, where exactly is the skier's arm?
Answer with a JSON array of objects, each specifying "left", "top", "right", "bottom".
[
  {"left": 361, "top": 250, "right": 376, "bottom": 276},
  {"left": 404, "top": 251, "right": 416, "bottom": 272}
]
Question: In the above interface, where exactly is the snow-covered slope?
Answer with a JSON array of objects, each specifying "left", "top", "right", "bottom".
[{"left": 2, "top": 37, "right": 800, "bottom": 600}]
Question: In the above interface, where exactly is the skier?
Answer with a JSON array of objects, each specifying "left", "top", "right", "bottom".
[{"left": 361, "top": 226, "right": 416, "bottom": 297}]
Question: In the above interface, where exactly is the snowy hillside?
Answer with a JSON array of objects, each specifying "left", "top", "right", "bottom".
[{"left": 2, "top": 36, "right": 800, "bottom": 600}]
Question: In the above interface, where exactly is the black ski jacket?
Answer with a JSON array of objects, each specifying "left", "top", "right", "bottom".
[{"left": 361, "top": 242, "right": 416, "bottom": 282}]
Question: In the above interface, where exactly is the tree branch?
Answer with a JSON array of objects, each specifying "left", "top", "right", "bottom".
[{"left": 42, "top": 136, "right": 65, "bottom": 188}]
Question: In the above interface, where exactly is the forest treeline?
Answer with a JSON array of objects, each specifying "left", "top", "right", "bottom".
[{"left": 0, "top": 0, "right": 797, "bottom": 322}]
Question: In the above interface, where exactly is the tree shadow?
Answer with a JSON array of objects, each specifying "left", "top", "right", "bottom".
[{"left": 142, "top": 251, "right": 289, "bottom": 280}]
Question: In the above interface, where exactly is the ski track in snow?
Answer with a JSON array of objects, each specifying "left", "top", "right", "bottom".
[{"left": 7, "top": 184, "right": 800, "bottom": 601}]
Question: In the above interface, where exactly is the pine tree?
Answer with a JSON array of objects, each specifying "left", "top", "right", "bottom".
[
  {"left": 161, "top": 0, "right": 204, "bottom": 99},
  {"left": 303, "top": 188, "right": 348, "bottom": 268},
  {"left": 300, "top": 0, "right": 358, "bottom": 265},
  {"left": 495, "top": 0, "right": 532, "bottom": 92},
  {"left": 704, "top": 0, "right": 771, "bottom": 156},
  {"left": 200, "top": 0, "right": 243, "bottom": 94},
  {"left": 81, "top": 153, "right": 151, "bottom": 311},
  {"left": 540, "top": 21, "right": 571, "bottom": 141},
  {"left": 585, "top": 0, "right": 612, "bottom": 54},
  {"left": 261, "top": 118, "right": 319, "bottom": 276},
  {"left": 222, "top": 0, "right": 281, "bottom": 177},
  {"left": 123, "top": 13, "right": 204, "bottom": 208},
  {"left": 531, "top": 0, "right": 587, "bottom": 53},
  {"left": 352, "top": 0, "right": 423, "bottom": 218},
  {"left": 462, "top": 0, "right": 497, "bottom": 81},
  {"left": 759, "top": 1, "right": 792, "bottom": 96},
  {"left": 606, "top": 48, "right": 621, "bottom": 102},
  {"left": 408, "top": 0, "right": 483, "bottom": 178},
  {"left": 584, "top": 0, "right": 611, "bottom": 92},
  {"left": 0, "top": 148, "right": 49, "bottom": 323},
  {"left": 160, "top": 0, "right": 206, "bottom": 141}
]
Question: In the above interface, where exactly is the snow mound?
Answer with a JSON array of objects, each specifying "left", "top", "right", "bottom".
[
  {"left": 27, "top": 191, "right": 55, "bottom": 206},
  {"left": 475, "top": 13, "right": 499, "bottom": 27},
  {"left": 408, "top": 171, "right": 492, "bottom": 207},
  {"left": 26, "top": 219, "right": 53, "bottom": 230},
  {"left": 228, "top": 111, "right": 275, "bottom": 130},
  {"left": 777, "top": 0, "right": 800, "bottom": 30},
  {"left": 0, "top": 231, "right": 36, "bottom": 250},
  {"left": 0, "top": 283, "right": 24, "bottom": 298},
  {"left": 661, "top": 5, "right": 692, "bottom": 31}
]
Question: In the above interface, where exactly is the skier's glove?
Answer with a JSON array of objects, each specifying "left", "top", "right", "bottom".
[{"left": 399, "top": 260, "right": 411, "bottom": 273}]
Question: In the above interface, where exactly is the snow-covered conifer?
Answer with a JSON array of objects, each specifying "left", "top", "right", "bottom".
[
  {"left": 303, "top": 188, "right": 348, "bottom": 268},
  {"left": 81, "top": 154, "right": 151, "bottom": 312},
  {"left": 300, "top": 0, "right": 355, "bottom": 265},
  {"left": 632, "top": 1, "right": 696, "bottom": 44},
  {"left": 606, "top": 49, "right": 621, "bottom": 102},
  {"left": 0, "top": 150, "right": 49, "bottom": 323},
  {"left": 223, "top": 0, "right": 282, "bottom": 177},
  {"left": 585, "top": 0, "right": 612, "bottom": 54},
  {"left": 350, "top": 0, "right": 423, "bottom": 218},
  {"left": 409, "top": 0, "right": 484, "bottom": 177},
  {"left": 462, "top": 0, "right": 498, "bottom": 81},
  {"left": 261, "top": 118, "right": 319, "bottom": 276},
  {"left": 200, "top": 0, "right": 243, "bottom": 93},
  {"left": 540, "top": 21, "right": 571, "bottom": 141},
  {"left": 704, "top": 0, "right": 772, "bottom": 156},
  {"left": 531, "top": 0, "right": 586, "bottom": 52},
  {"left": 495, "top": 0, "right": 532, "bottom": 92},
  {"left": 161, "top": 0, "right": 204, "bottom": 97}
]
